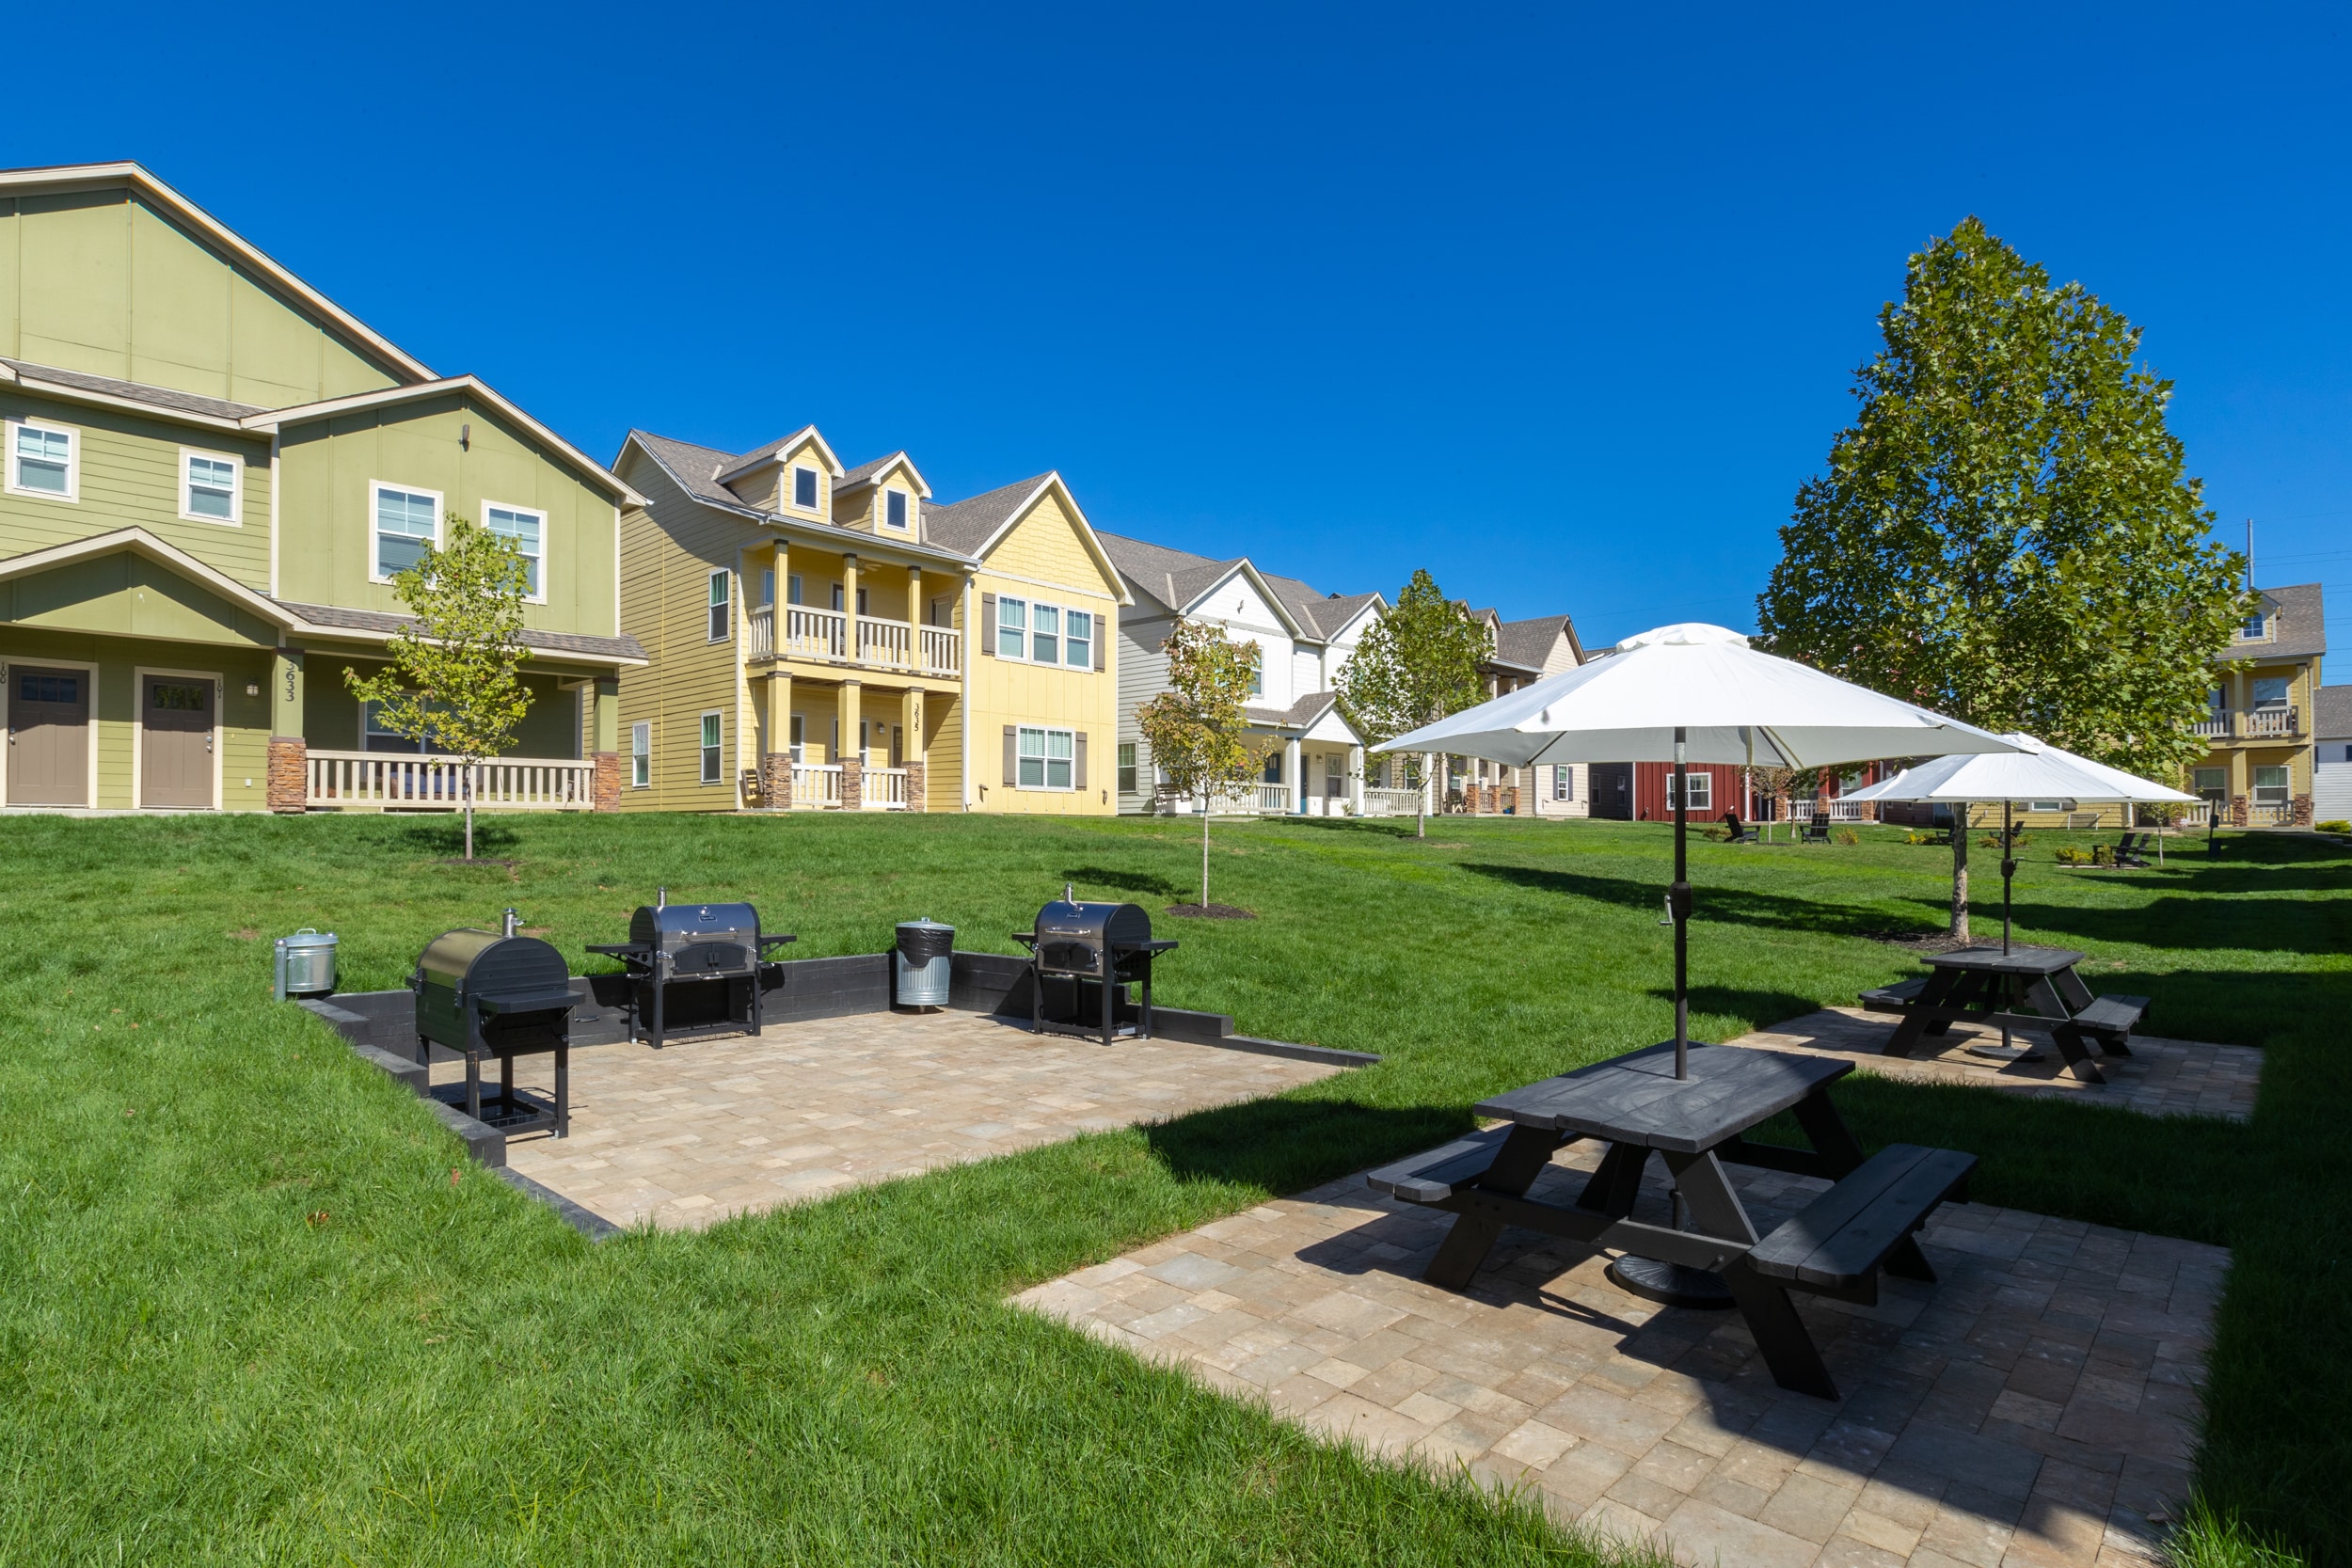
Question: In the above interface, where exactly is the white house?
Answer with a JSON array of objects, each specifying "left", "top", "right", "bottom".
[
  {"left": 1100, "top": 531, "right": 1385, "bottom": 815},
  {"left": 2316, "top": 685, "right": 2352, "bottom": 824}
]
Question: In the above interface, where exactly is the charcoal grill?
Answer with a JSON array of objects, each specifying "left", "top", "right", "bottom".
[
  {"left": 586, "top": 889, "right": 795, "bottom": 1050},
  {"left": 411, "top": 926, "right": 578, "bottom": 1136},
  {"left": 1013, "top": 887, "right": 1177, "bottom": 1045}
]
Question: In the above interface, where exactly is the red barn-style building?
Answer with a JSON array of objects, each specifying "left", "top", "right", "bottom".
[{"left": 1588, "top": 763, "right": 1887, "bottom": 824}]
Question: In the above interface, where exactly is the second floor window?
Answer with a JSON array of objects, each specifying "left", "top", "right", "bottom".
[
  {"left": 183, "top": 451, "right": 238, "bottom": 521},
  {"left": 1032, "top": 604, "right": 1059, "bottom": 664},
  {"left": 708, "top": 570, "right": 731, "bottom": 641},
  {"left": 2252, "top": 677, "right": 2290, "bottom": 710},
  {"left": 485, "top": 504, "right": 545, "bottom": 597},
  {"left": 997, "top": 596, "right": 1027, "bottom": 658},
  {"left": 9, "top": 421, "right": 76, "bottom": 499},
  {"left": 885, "top": 490, "right": 909, "bottom": 530},
  {"left": 630, "top": 721, "right": 651, "bottom": 788},
  {"left": 373, "top": 484, "right": 438, "bottom": 578},
  {"left": 1065, "top": 610, "right": 1092, "bottom": 669},
  {"left": 792, "top": 466, "right": 818, "bottom": 509},
  {"left": 1248, "top": 658, "right": 1263, "bottom": 698},
  {"left": 2243, "top": 610, "right": 2268, "bottom": 640}
]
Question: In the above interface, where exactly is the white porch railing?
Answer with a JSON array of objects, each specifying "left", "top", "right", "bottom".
[
  {"left": 1788, "top": 800, "right": 1818, "bottom": 822},
  {"left": 1828, "top": 800, "right": 1873, "bottom": 822},
  {"left": 751, "top": 606, "right": 961, "bottom": 676},
  {"left": 747, "top": 604, "right": 774, "bottom": 658},
  {"left": 863, "top": 767, "right": 910, "bottom": 809},
  {"left": 306, "top": 751, "right": 595, "bottom": 811},
  {"left": 791, "top": 763, "right": 841, "bottom": 808},
  {"left": 918, "top": 625, "right": 961, "bottom": 675},
  {"left": 2192, "top": 711, "right": 2231, "bottom": 738},
  {"left": 856, "top": 616, "right": 911, "bottom": 670},
  {"left": 1363, "top": 787, "right": 1424, "bottom": 816},
  {"left": 781, "top": 606, "right": 849, "bottom": 660},
  {"left": 2245, "top": 706, "right": 2298, "bottom": 738}
]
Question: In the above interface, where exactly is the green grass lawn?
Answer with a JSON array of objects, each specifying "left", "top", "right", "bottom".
[{"left": 0, "top": 810, "right": 2344, "bottom": 1564}]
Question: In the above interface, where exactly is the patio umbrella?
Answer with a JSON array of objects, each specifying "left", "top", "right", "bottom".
[
  {"left": 1843, "top": 734, "right": 2199, "bottom": 948},
  {"left": 1376, "top": 623, "right": 2018, "bottom": 1082}
]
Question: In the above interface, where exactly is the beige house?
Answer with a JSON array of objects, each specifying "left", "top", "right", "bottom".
[
  {"left": 1442, "top": 609, "right": 1586, "bottom": 816},
  {"left": 2190, "top": 582, "right": 2326, "bottom": 827}
]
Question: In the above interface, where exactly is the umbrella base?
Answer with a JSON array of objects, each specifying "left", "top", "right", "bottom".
[
  {"left": 1964, "top": 1040, "right": 2047, "bottom": 1064},
  {"left": 1608, "top": 1255, "right": 1735, "bottom": 1309}
]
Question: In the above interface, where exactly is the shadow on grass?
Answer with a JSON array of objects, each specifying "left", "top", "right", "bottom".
[
  {"left": 1461, "top": 862, "right": 1915, "bottom": 939},
  {"left": 1141, "top": 1095, "right": 1465, "bottom": 1196},
  {"left": 1266, "top": 816, "right": 1431, "bottom": 841},
  {"left": 393, "top": 819, "right": 525, "bottom": 858},
  {"left": 1060, "top": 865, "right": 1186, "bottom": 900},
  {"left": 1651, "top": 985, "right": 1830, "bottom": 1033}
]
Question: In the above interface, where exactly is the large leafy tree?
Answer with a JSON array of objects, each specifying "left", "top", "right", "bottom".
[
  {"left": 1136, "top": 620, "right": 1261, "bottom": 908},
  {"left": 1336, "top": 569, "right": 1492, "bottom": 839},
  {"left": 1757, "top": 218, "right": 2249, "bottom": 935},
  {"left": 347, "top": 515, "right": 535, "bottom": 862}
]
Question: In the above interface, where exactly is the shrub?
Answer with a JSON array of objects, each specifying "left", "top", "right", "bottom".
[
  {"left": 1834, "top": 828, "right": 1860, "bottom": 846},
  {"left": 2316, "top": 819, "right": 2350, "bottom": 835},
  {"left": 2056, "top": 846, "right": 2094, "bottom": 866}
]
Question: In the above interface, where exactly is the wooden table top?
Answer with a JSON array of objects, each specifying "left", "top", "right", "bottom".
[
  {"left": 1475, "top": 1042, "right": 1851, "bottom": 1155},
  {"left": 1921, "top": 944, "right": 2085, "bottom": 975}
]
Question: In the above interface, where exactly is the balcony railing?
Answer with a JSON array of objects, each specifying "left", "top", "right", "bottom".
[
  {"left": 2250, "top": 800, "right": 2295, "bottom": 826},
  {"left": 1363, "top": 786, "right": 1425, "bottom": 816},
  {"left": 2192, "top": 712, "right": 2231, "bottom": 738},
  {"left": 791, "top": 762, "right": 841, "bottom": 808},
  {"left": 306, "top": 751, "right": 595, "bottom": 811},
  {"left": 2245, "top": 705, "right": 2298, "bottom": 738},
  {"left": 1828, "top": 800, "right": 1874, "bottom": 822},
  {"left": 745, "top": 605, "right": 961, "bottom": 676}
]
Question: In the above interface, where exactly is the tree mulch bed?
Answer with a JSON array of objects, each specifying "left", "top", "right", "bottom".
[{"left": 1165, "top": 903, "right": 1257, "bottom": 921}]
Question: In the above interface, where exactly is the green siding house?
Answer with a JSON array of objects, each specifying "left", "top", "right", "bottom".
[{"left": 0, "top": 163, "right": 644, "bottom": 814}]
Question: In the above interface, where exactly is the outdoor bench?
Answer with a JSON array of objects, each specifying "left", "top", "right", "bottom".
[{"left": 1745, "top": 1142, "right": 1975, "bottom": 1302}]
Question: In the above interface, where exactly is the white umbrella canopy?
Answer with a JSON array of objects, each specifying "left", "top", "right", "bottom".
[
  {"left": 1377, "top": 623, "right": 2020, "bottom": 768},
  {"left": 1842, "top": 735, "right": 2199, "bottom": 808}
]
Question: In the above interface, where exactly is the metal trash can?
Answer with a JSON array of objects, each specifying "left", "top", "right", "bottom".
[
  {"left": 274, "top": 927, "right": 338, "bottom": 1000},
  {"left": 893, "top": 918, "right": 954, "bottom": 1007}
]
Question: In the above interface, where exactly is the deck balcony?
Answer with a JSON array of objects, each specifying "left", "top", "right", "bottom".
[{"left": 747, "top": 605, "right": 961, "bottom": 678}]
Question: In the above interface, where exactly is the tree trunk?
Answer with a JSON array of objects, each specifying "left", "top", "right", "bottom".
[
  {"left": 1949, "top": 808, "right": 1970, "bottom": 941},
  {"left": 1418, "top": 752, "right": 1433, "bottom": 839},
  {"left": 465, "top": 762, "right": 476, "bottom": 862},
  {"left": 1200, "top": 791, "right": 1212, "bottom": 906}
]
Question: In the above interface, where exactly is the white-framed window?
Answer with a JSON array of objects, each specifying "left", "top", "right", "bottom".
[
  {"left": 1031, "top": 603, "right": 1060, "bottom": 664},
  {"left": 1247, "top": 656, "right": 1263, "bottom": 697},
  {"left": 2192, "top": 768, "right": 2226, "bottom": 798},
  {"left": 760, "top": 569, "right": 775, "bottom": 606},
  {"left": 788, "top": 713, "right": 804, "bottom": 764},
  {"left": 2242, "top": 609, "right": 2269, "bottom": 640},
  {"left": 1665, "top": 771, "right": 1711, "bottom": 811},
  {"left": 993, "top": 594, "right": 1103, "bottom": 666},
  {"left": 1263, "top": 751, "right": 1282, "bottom": 784},
  {"left": 997, "top": 596, "right": 1027, "bottom": 658},
  {"left": 699, "top": 711, "right": 723, "bottom": 784},
  {"left": 8, "top": 419, "right": 79, "bottom": 501},
  {"left": 1118, "top": 741, "right": 1137, "bottom": 794},
  {"left": 1018, "top": 726, "right": 1073, "bottom": 789},
  {"left": 485, "top": 502, "right": 547, "bottom": 600},
  {"left": 1552, "top": 765, "right": 1573, "bottom": 801},
  {"left": 884, "top": 489, "right": 910, "bottom": 530},
  {"left": 2028, "top": 799, "right": 2070, "bottom": 813},
  {"left": 630, "top": 721, "right": 651, "bottom": 788},
  {"left": 707, "top": 570, "right": 731, "bottom": 641},
  {"left": 2252, "top": 767, "right": 2290, "bottom": 805},
  {"left": 2251, "top": 676, "right": 2290, "bottom": 710},
  {"left": 371, "top": 482, "right": 442, "bottom": 581},
  {"left": 1065, "top": 610, "right": 1092, "bottom": 669},
  {"left": 180, "top": 449, "right": 240, "bottom": 523},
  {"left": 361, "top": 698, "right": 452, "bottom": 753},
  {"left": 791, "top": 465, "right": 819, "bottom": 510},
  {"left": 787, "top": 574, "right": 804, "bottom": 606}
]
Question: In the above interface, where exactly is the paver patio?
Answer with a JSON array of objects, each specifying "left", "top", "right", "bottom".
[
  {"left": 1726, "top": 1008, "right": 2259, "bottom": 1120},
  {"left": 438, "top": 1010, "right": 1341, "bottom": 1228},
  {"left": 1016, "top": 1139, "right": 2221, "bottom": 1568}
]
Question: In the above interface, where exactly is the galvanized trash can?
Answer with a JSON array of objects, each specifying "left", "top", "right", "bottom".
[
  {"left": 275, "top": 927, "right": 338, "bottom": 1000},
  {"left": 893, "top": 918, "right": 954, "bottom": 1008}
]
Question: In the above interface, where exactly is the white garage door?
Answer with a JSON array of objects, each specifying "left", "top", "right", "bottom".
[{"left": 2315, "top": 747, "right": 2352, "bottom": 823}]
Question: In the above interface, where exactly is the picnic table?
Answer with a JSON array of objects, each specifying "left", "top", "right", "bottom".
[
  {"left": 1860, "top": 944, "right": 2148, "bottom": 1084},
  {"left": 1369, "top": 1042, "right": 1975, "bottom": 1401}
]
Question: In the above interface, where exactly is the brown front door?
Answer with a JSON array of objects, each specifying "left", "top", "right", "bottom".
[
  {"left": 7, "top": 666, "right": 91, "bottom": 806},
  {"left": 142, "top": 676, "right": 215, "bottom": 809}
]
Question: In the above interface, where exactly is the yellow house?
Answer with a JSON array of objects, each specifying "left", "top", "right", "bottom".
[
  {"left": 2189, "top": 582, "right": 2326, "bottom": 827},
  {"left": 611, "top": 429, "right": 1126, "bottom": 815}
]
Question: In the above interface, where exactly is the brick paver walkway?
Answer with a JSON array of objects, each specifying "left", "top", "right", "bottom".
[
  {"left": 443, "top": 1011, "right": 1339, "bottom": 1229},
  {"left": 1727, "top": 1009, "right": 2259, "bottom": 1121},
  {"left": 1016, "top": 1141, "right": 2221, "bottom": 1568}
]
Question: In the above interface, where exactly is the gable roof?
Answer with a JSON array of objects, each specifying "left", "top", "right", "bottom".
[
  {"left": 924, "top": 472, "right": 1128, "bottom": 601},
  {"left": 836, "top": 451, "right": 932, "bottom": 499},
  {"left": 243, "top": 376, "right": 645, "bottom": 507},
  {"left": 2222, "top": 582, "right": 2327, "bottom": 661},
  {"left": 1496, "top": 612, "right": 1583, "bottom": 673},
  {"left": 2316, "top": 685, "right": 2352, "bottom": 740},
  {"left": 0, "top": 162, "right": 434, "bottom": 384},
  {"left": 1095, "top": 531, "right": 1378, "bottom": 640},
  {"left": 715, "top": 425, "right": 844, "bottom": 485}
]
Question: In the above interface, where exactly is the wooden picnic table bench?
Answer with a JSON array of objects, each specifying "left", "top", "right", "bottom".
[
  {"left": 1368, "top": 1042, "right": 1976, "bottom": 1401},
  {"left": 1858, "top": 944, "right": 2147, "bottom": 1083}
]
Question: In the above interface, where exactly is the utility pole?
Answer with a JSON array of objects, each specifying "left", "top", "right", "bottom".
[{"left": 2246, "top": 518, "right": 2254, "bottom": 588}]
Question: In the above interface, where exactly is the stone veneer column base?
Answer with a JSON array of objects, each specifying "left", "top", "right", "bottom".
[
  {"left": 2230, "top": 794, "right": 2249, "bottom": 827},
  {"left": 903, "top": 760, "right": 926, "bottom": 813},
  {"left": 593, "top": 752, "right": 622, "bottom": 812},
  {"left": 840, "top": 757, "right": 863, "bottom": 812},
  {"left": 266, "top": 736, "right": 308, "bottom": 813},
  {"left": 2294, "top": 793, "right": 2314, "bottom": 827},
  {"left": 762, "top": 752, "right": 794, "bottom": 810}
]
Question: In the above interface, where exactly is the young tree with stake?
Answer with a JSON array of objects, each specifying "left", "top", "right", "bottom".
[
  {"left": 1136, "top": 621, "right": 1260, "bottom": 909},
  {"left": 346, "top": 515, "right": 535, "bottom": 862},
  {"left": 1336, "top": 569, "right": 1491, "bottom": 839}
]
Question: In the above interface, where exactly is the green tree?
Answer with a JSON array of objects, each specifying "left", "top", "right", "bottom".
[
  {"left": 1136, "top": 620, "right": 1261, "bottom": 908},
  {"left": 1335, "top": 570, "right": 1492, "bottom": 839},
  {"left": 1757, "top": 217, "right": 2249, "bottom": 934},
  {"left": 346, "top": 515, "right": 534, "bottom": 862}
]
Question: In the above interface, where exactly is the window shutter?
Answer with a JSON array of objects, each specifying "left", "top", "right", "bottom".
[
  {"left": 1073, "top": 732, "right": 1088, "bottom": 789},
  {"left": 1094, "top": 619, "right": 1107, "bottom": 671},
  {"left": 981, "top": 594, "right": 997, "bottom": 655},
  {"left": 1003, "top": 725, "right": 1018, "bottom": 787}
]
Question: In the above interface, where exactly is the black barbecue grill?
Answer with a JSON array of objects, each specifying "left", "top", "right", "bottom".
[
  {"left": 411, "top": 927, "right": 579, "bottom": 1136},
  {"left": 587, "top": 890, "right": 795, "bottom": 1050},
  {"left": 1013, "top": 890, "right": 1178, "bottom": 1045}
]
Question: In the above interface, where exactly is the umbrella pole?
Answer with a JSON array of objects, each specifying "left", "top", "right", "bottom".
[{"left": 1673, "top": 728, "right": 1691, "bottom": 1081}]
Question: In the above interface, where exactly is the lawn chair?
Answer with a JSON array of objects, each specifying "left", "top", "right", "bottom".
[
  {"left": 2111, "top": 832, "right": 2149, "bottom": 868},
  {"left": 1803, "top": 816, "right": 1831, "bottom": 843},
  {"left": 1720, "top": 811, "right": 1758, "bottom": 844}
]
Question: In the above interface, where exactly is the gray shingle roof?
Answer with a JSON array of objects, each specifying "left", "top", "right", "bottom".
[
  {"left": 278, "top": 600, "right": 647, "bottom": 662},
  {"left": 923, "top": 473, "right": 1055, "bottom": 556},
  {"left": 4, "top": 356, "right": 272, "bottom": 421},
  {"left": 1096, "top": 531, "right": 1374, "bottom": 639},
  {"left": 627, "top": 430, "right": 770, "bottom": 515},
  {"left": 719, "top": 426, "right": 819, "bottom": 475},
  {"left": 837, "top": 451, "right": 905, "bottom": 488},
  {"left": 1496, "top": 613, "right": 1581, "bottom": 673},
  {"left": 2222, "top": 582, "right": 2328, "bottom": 661},
  {"left": 2315, "top": 685, "right": 2352, "bottom": 740},
  {"left": 1244, "top": 692, "right": 1340, "bottom": 731}
]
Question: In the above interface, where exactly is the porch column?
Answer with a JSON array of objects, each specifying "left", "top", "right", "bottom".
[
  {"left": 1284, "top": 736, "right": 1303, "bottom": 814},
  {"left": 763, "top": 670, "right": 794, "bottom": 809},
  {"left": 839, "top": 679, "right": 863, "bottom": 809},
  {"left": 906, "top": 564, "right": 922, "bottom": 673},
  {"left": 1348, "top": 744, "right": 1365, "bottom": 814},
  {"left": 267, "top": 647, "right": 307, "bottom": 814},
  {"left": 591, "top": 677, "right": 621, "bottom": 811},
  {"left": 770, "top": 537, "right": 789, "bottom": 653},
  {"left": 842, "top": 553, "right": 860, "bottom": 661},
  {"left": 902, "top": 686, "right": 926, "bottom": 812}
]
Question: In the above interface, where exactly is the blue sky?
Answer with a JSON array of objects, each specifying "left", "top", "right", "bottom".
[{"left": 15, "top": 4, "right": 2352, "bottom": 649}]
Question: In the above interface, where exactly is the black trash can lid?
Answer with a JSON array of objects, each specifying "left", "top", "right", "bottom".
[
  {"left": 896, "top": 917, "right": 955, "bottom": 960},
  {"left": 897, "top": 918, "right": 954, "bottom": 932}
]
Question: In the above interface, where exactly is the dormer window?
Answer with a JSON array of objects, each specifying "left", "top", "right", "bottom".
[
  {"left": 2243, "top": 608, "right": 2268, "bottom": 640},
  {"left": 885, "top": 490, "right": 910, "bottom": 531},
  {"left": 792, "top": 466, "right": 818, "bottom": 510}
]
